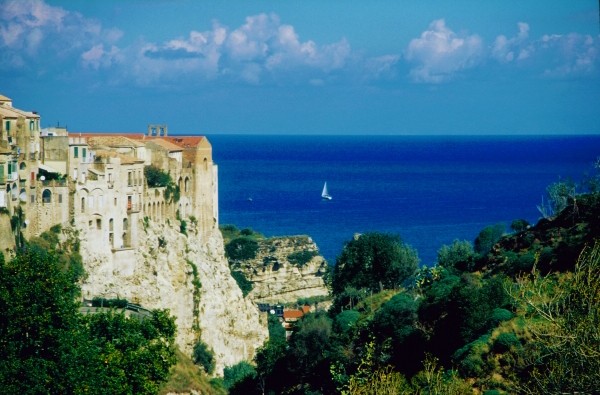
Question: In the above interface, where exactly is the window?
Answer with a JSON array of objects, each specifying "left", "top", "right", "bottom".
[
  {"left": 74, "top": 147, "right": 79, "bottom": 158},
  {"left": 128, "top": 171, "right": 132, "bottom": 186},
  {"left": 42, "top": 189, "right": 52, "bottom": 203},
  {"left": 109, "top": 218, "right": 114, "bottom": 231},
  {"left": 29, "top": 120, "right": 34, "bottom": 131},
  {"left": 82, "top": 148, "right": 87, "bottom": 158},
  {"left": 30, "top": 194, "right": 35, "bottom": 203},
  {"left": 5, "top": 121, "right": 10, "bottom": 132},
  {"left": 81, "top": 197, "right": 85, "bottom": 213},
  {"left": 96, "top": 218, "right": 102, "bottom": 230},
  {"left": 58, "top": 194, "right": 63, "bottom": 203}
]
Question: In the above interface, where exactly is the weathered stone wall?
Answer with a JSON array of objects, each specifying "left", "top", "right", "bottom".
[
  {"left": 78, "top": 219, "right": 268, "bottom": 376},
  {"left": 235, "top": 236, "right": 331, "bottom": 304}
]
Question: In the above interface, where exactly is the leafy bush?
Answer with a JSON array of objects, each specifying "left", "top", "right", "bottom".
[
  {"left": 91, "top": 297, "right": 128, "bottom": 308},
  {"left": 494, "top": 332, "right": 520, "bottom": 353},
  {"left": 287, "top": 250, "right": 318, "bottom": 267},
  {"left": 510, "top": 219, "right": 529, "bottom": 233},
  {"left": 223, "top": 361, "right": 256, "bottom": 390},
  {"left": 332, "top": 232, "right": 419, "bottom": 295},
  {"left": 225, "top": 237, "right": 259, "bottom": 261},
  {"left": 489, "top": 308, "right": 514, "bottom": 326},
  {"left": 437, "top": 239, "right": 475, "bottom": 271},
  {"left": 231, "top": 270, "right": 253, "bottom": 297},
  {"left": 474, "top": 223, "right": 505, "bottom": 256},
  {"left": 144, "top": 165, "right": 172, "bottom": 187},
  {"left": 193, "top": 341, "right": 216, "bottom": 375}
]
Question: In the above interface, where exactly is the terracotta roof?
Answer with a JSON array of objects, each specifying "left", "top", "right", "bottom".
[
  {"left": 163, "top": 136, "right": 207, "bottom": 149},
  {"left": 283, "top": 309, "right": 305, "bottom": 319},
  {"left": 301, "top": 305, "right": 311, "bottom": 314}
]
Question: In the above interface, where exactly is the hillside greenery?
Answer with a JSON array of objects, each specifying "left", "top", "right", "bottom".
[
  {"left": 224, "top": 188, "right": 600, "bottom": 394},
  {"left": 0, "top": 243, "right": 179, "bottom": 394}
]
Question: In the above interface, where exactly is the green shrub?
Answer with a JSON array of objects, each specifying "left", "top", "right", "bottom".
[
  {"left": 287, "top": 250, "right": 318, "bottom": 267},
  {"left": 231, "top": 270, "right": 253, "bottom": 297},
  {"left": 437, "top": 239, "right": 475, "bottom": 271},
  {"left": 494, "top": 332, "right": 520, "bottom": 353},
  {"left": 91, "top": 297, "right": 128, "bottom": 308},
  {"left": 193, "top": 341, "right": 215, "bottom": 375},
  {"left": 225, "top": 237, "right": 259, "bottom": 261},
  {"left": 510, "top": 219, "right": 530, "bottom": 233},
  {"left": 240, "top": 228, "right": 254, "bottom": 236},
  {"left": 474, "top": 223, "right": 505, "bottom": 256},
  {"left": 489, "top": 308, "right": 514, "bottom": 326},
  {"left": 144, "top": 165, "right": 171, "bottom": 187},
  {"left": 223, "top": 361, "right": 256, "bottom": 390}
]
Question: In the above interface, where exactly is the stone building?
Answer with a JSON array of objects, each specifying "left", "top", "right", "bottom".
[{"left": 0, "top": 94, "right": 218, "bottom": 251}]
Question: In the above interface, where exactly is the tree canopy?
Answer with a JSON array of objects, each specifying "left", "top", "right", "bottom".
[
  {"left": 0, "top": 245, "right": 177, "bottom": 394},
  {"left": 332, "top": 232, "right": 419, "bottom": 295}
]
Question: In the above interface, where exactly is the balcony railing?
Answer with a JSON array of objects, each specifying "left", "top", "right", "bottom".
[{"left": 127, "top": 203, "right": 141, "bottom": 213}]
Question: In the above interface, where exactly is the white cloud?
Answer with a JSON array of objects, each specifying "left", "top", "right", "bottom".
[
  {"left": 139, "top": 13, "right": 352, "bottom": 85},
  {"left": 0, "top": 0, "right": 123, "bottom": 71},
  {"left": 406, "top": 19, "right": 483, "bottom": 83},
  {"left": 491, "top": 22, "right": 600, "bottom": 77},
  {"left": 492, "top": 22, "right": 532, "bottom": 63}
]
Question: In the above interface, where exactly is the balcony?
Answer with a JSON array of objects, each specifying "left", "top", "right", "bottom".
[{"left": 127, "top": 202, "right": 141, "bottom": 213}]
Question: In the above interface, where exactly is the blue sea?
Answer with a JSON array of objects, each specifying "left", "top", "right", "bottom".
[{"left": 207, "top": 135, "right": 600, "bottom": 266}]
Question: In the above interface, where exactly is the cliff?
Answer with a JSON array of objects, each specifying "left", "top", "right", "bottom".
[
  {"left": 78, "top": 219, "right": 268, "bottom": 376},
  {"left": 232, "top": 235, "right": 330, "bottom": 304}
]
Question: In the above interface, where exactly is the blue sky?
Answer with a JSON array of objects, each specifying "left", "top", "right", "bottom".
[{"left": 1, "top": 0, "right": 599, "bottom": 135}]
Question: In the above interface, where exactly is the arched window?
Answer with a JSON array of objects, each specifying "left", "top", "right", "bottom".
[
  {"left": 42, "top": 189, "right": 52, "bottom": 203},
  {"left": 123, "top": 218, "right": 128, "bottom": 231},
  {"left": 19, "top": 162, "right": 26, "bottom": 170},
  {"left": 109, "top": 218, "right": 114, "bottom": 231},
  {"left": 184, "top": 177, "right": 190, "bottom": 193},
  {"left": 81, "top": 197, "right": 85, "bottom": 213},
  {"left": 203, "top": 158, "right": 208, "bottom": 171}
]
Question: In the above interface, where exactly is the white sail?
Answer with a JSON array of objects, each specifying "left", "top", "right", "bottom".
[{"left": 321, "top": 182, "right": 332, "bottom": 200}]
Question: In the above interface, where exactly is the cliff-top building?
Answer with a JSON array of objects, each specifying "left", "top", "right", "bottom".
[{"left": 0, "top": 94, "right": 218, "bottom": 252}]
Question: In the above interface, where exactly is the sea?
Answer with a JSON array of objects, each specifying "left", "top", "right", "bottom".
[{"left": 207, "top": 134, "right": 600, "bottom": 267}]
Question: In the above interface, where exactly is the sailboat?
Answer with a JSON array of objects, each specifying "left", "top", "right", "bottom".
[{"left": 321, "top": 182, "right": 332, "bottom": 200}]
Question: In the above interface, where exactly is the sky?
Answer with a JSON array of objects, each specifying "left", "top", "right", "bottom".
[{"left": 1, "top": 0, "right": 599, "bottom": 135}]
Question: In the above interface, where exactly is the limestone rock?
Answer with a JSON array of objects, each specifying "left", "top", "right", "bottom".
[
  {"left": 78, "top": 219, "right": 268, "bottom": 376},
  {"left": 233, "top": 236, "right": 331, "bottom": 304}
]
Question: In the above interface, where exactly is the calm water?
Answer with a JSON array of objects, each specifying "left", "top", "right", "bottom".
[{"left": 207, "top": 135, "right": 600, "bottom": 266}]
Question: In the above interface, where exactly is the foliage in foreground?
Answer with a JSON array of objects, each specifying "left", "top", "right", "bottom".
[
  {"left": 231, "top": 193, "right": 600, "bottom": 395},
  {"left": 0, "top": 245, "right": 177, "bottom": 394}
]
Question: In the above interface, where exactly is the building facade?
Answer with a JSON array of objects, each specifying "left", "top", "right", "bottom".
[{"left": 0, "top": 94, "right": 218, "bottom": 251}]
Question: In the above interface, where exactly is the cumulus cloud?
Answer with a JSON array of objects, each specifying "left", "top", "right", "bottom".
[
  {"left": 492, "top": 22, "right": 532, "bottom": 62},
  {"left": 490, "top": 22, "right": 600, "bottom": 77},
  {"left": 0, "top": 0, "right": 123, "bottom": 71},
  {"left": 405, "top": 19, "right": 483, "bottom": 83}
]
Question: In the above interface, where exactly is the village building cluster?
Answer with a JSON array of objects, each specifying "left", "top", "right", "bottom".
[{"left": 0, "top": 94, "right": 218, "bottom": 251}]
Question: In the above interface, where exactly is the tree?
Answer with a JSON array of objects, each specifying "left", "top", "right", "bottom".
[
  {"left": 225, "top": 237, "right": 259, "bottom": 261},
  {"left": 510, "top": 219, "right": 530, "bottom": 233},
  {"left": 474, "top": 223, "right": 505, "bottom": 256},
  {"left": 332, "top": 233, "right": 419, "bottom": 295},
  {"left": 223, "top": 361, "right": 257, "bottom": 391},
  {"left": 0, "top": 245, "right": 83, "bottom": 394},
  {"left": 437, "top": 239, "right": 475, "bottom": 272},
  {"left": 0, "top": 246, "right": 177, "bottom": 394}
]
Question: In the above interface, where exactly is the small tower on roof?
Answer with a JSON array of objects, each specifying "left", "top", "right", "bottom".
[{"left": 147, "top": 124, "right": 168, "bottom": 137}]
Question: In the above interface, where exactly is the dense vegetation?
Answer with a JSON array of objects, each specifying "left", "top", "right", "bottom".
[
  {"left": 223, "top": 183, "right": 600, "bottom": 394},
  {"left": 0, "top": 241, "right": 178, "bottom": 394}
]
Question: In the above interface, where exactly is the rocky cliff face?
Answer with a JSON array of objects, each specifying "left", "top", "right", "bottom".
[
  {"left": 234, "top": 236, "right": 330, "bottom": 304},
  {"left": 78, "top": 219, "right": 268, "bottom": 376}
]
